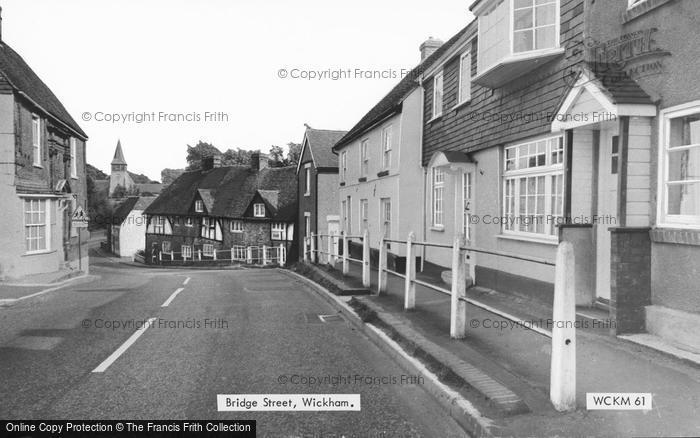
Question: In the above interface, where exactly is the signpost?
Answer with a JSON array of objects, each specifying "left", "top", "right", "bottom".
[{"left": 71, "top": 206, "right": 90, "bottom": 270}]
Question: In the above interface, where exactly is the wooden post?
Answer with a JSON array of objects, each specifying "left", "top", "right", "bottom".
[
  {"left": 328, "top": 233, "right": 334, "bottom": 265},
  {"left": 310, "top": 232, "right": 317, "bottom": 263},
  {"left": 303, "top": 237, "right": 309, "bottom": 262},
  {"left": 262, "top": 245, "right": 268, "bottom": 265},
  {"left": 246, "top": 246, "right": 253, "bottom": 264},
  {"left": 198, "top": 249, "right": 202, "bottom": 261},
  {"left": 362, "top": 229, "right": 370, "bottom": 288},
  {"left": 279, "top": 243, "right": 285, "bottom": 265},
  {"left": 450, "top": 234, "right": 467, "bottom": 339},
  {"left": 342, "top": 232, "right": 349, "bottom": 275},
  {"left": 550, "top": 241, "right": 576, "bottom": 412},
  {"left": 378, "top": 233, "right": 387, "bottom": 294},
  {"left": 159, "top": 251, "right": 162, "bottom": 262},
  {"left": 404, "top": 232, "right": 416, "bottom": 310},
  {"left": 171, "top": 250, "right": 174, "bottom": 261},
  {"left": 231, "top": 248, "right": 234, "bottom": 264},
  {"left": 213, "top": 249, "right": 217, "bottom": 260}
]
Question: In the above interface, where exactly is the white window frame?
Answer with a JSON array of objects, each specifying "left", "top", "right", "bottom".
[
  {"left": 195, "top": 200, "right": 204, "bottom": 212},
  {"left": 382, "top": 126, "right": 392, "bottom": 170},
  {"left": 380, "top": 198, "right": 391, "bottom": 240},
  {"left": 70, "top": 138, "right": 78, "bottom": 179},
  {"left": 154, "top": 216, "right": 166, "bottom": 234},
  {"left": 203, "top": 243, "right": 214, "bottom": 256},
  {"left": 360, "top": 139, "right": 369, "bottom": 177},
  {"left": 304, "top": 212, "right": 311, "bottom": 238},
  {"left": 162, "top": 241, "right": 171, "bottom": 253},
  {"left": 512, "top": 0, "right": 559, "bottom": 55},
  {"left": 432, "top": 72, "right": 444, "bottom": 119},
  {"left": 271, "top": 222, "right": 286, "bottom": 240},
  {"left": 185, "top": 217, "right": 193, "bottom": 227},
  {"left": 458, "top": 50, "right": 472, "bottom": 105},
  {"left": 432, "top": 167, "right": 445, "bottom": 227},
  {"left": 304, "top": 164, "right": 311, "bottom": 196},
  {"left": 32, "top": 115, "right": 42, "bottom": 167},
  {"left": 657, "top": 101, "right": 700, "bottom": 228},
  {"left": 340, "top": 151, "right": 347, "bottom": 182},
  {"left": 24, "top": 198, "right": 50, "bottom": 253},
  {"left": 503, "top": 135, "right": 564, "bottom": 239},
  {"left": 201, "top": 217, "right": 217, "bottom": 239},
  {"left": 360, "top": 199, "right": 369, "bottom": 231},
  {"left": 253, "top": 203, "right": 265, "bottom": 217},
  {"left": 628, "top": 0, "right": 647, "bottom": 8},
  {"left": 182, "top": 245, "right": 192, "bottom": 259},
  {"left": 230, "top": 220, "right": 243, "bottom": 233}
]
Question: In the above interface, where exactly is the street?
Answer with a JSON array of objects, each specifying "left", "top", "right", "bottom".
[{"left": 0, "top": 252, "right": 465, "bottom": 437}]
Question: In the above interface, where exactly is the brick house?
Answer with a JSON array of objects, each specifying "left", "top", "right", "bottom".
[
  {"left": 0, "top": 28, "right": 89, "bottom": 279},
  {"left": 143, "top": 154, "right": 296, "bottom": 265},
  {"left": 418, "top": 0, "right": 700, "bottom": 353},
  {"left": 296, "top": 126, "right": 346, "bottom": 262}
]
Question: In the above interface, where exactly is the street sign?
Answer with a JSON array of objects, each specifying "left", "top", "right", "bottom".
[{"left": 72, "top": 206, "right": 90, "bottom": 228}]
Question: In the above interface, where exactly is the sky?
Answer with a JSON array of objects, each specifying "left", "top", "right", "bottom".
[{"left": 3, "top": 0, "right": 473, "bottom": 181}]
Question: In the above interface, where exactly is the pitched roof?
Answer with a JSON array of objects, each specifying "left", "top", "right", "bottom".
[
  {"left": 303, "top": 128, "right": 347, "bottom": 169},
  {"left": 145, "top": 166, "right": 297, "bottom": 221},
  {"left": 113, "top": 196, "right": 157, "bottom": 225},
  {"left": 586, "top": 62, "right": 654, "bottom": 105},
  {"left": 112, "top": 140, "right": 127, "bottom": 165},
  {"left": 333, "top": 25, "right": 472, "bottom": 150},
  {"left": 0, "top": 41, "right": 87, "bottom": 139}
]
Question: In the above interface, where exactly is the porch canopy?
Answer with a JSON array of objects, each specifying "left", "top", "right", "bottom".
[
  {"left": 427, "top": 150, "right": 475, "bottom": 172},
  {"left": 551, "top": 64, "right": 656, "bottom": 132}
]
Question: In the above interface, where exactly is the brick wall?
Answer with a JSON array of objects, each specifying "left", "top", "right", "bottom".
[{"left": 610, "top": 228, "right": 652, "bottom": 335}]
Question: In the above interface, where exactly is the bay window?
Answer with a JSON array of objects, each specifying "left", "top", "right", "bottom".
[
  {"left": 513, "top": 0, "right": 557, "bottom": 54},
  {"left": 659, "top": 104, "right": 700, "bottom": 227},
  {"left": 503, "top": 136, "right": 564, "bottom": 237}
]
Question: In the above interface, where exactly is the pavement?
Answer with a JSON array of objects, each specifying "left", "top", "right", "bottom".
[
  {"left": 299, "top": 260, "right": 700, "bottom": 437},
  {"left": 0, "top": 252, "right": 466, "bottom": 437}
]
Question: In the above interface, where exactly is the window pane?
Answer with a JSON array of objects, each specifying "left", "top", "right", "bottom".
[
  {"left": 535, "top": 4, "right": 556, "bottom": 26},
  {"left": 514, "top": 9, "right": 533, "bottom": 30},
  {"left": 669, "top": 114, "right": 700, "bottom": 148},
  {"left": 514, "top": 30, "right": 534, "bottom": 53},
  {"left": 667, "top": 183, "right": 700, "bottom": 216},
  {"left": 668, "top": 148, "right": 700, "bottom": 181},
  {"left": 535, "top": 25, "right": 556, "bottom": 50},
  {"left": 515, "top": 0, "right": 533, "bottom": 8}
]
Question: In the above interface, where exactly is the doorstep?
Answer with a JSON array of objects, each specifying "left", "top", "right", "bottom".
[{"left": 618, "top": 333, "right": 700, "bottom": 367}]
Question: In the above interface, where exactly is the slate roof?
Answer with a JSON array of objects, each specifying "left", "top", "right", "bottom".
[
  {"left": 0, "top": 41, "right": 87, "bottom": 139},
  {"left": 333, "top": 25, "right": 472, "bottom": 151},
  {"left": 304, "top": 128, "right": 347, "bottom": 168},
  {"left": 144, "top": 166, "right": 297, "bottom": 221},
  {"left": 112, "top": 196, "right": 156, "bottom": 224},
  {"left": 585, "top": 62, "right": 654, "bottom": 105}
]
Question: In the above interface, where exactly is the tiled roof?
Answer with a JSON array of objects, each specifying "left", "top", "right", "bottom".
[
  {"left": 113, "top": 196, "right": 157, "bottom": 224},
  {"left": 0, "top": 41, "right": 87, "bottom": 139},
  {"left": 586, "top": 62, "right": 654, "bottom": 105},
  {"left": 304, "top": 129, "right": 347, "bottom": 168},
  {"left": 144, "top": 166, "right": 297, "bottom": 221},
  {"left": 333, "top": 24, "right": 472, "bottom": 150}
]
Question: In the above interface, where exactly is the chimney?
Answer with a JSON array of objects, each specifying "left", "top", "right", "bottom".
[
  {"left": 250, "top": 152, "right": 269, "bottom": 171},
  {"left": 201, "top": 154, "right": 221, "bottom": 171},
  {"left": 420, "top": 37, "right": 443, "bottom": 61}
]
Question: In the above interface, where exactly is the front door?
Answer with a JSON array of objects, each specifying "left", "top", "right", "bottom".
[{"left": 595, "top": 127, "right": 619, "bottom": 302}]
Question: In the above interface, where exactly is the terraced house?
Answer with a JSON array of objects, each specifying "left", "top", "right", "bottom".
[
  {"left": 143, "top": 154, "right": 296, "bottom": 265},
  {"left": 0, "top": 28, "right": 89, "bottom": 279},
  {"left": 419, "top": 0, "right": 700, "bottom": 354}
]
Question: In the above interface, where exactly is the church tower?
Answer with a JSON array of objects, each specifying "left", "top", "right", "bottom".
[{"left": 109, "top": 140, "right": 135, "bottom": 197}]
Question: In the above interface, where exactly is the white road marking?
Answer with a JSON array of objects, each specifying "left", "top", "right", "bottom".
[
  {"left": 161, "top": 288, "right": 184, "bottom": 307},
  {"left": 183, "top": 277, "right": 191, "bottom": 285},
  {"left": 92, "top": 317, "right": 157, "bottom": 373}
]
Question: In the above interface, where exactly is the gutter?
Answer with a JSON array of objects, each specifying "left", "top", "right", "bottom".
[{"left": 16, "top": 90, "right": 88, "bottom": 141}]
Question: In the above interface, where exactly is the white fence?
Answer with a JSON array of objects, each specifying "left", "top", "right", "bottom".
[
  {"left": 303, "top": 229, "right": 576, "bottom": 412},
  {"left": 156, "top": 244, "right": 286, "bottom": 266}
]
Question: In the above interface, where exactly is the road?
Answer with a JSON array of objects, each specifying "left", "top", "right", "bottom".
[{"left": 0, "top": 254, "right": 465, "bottom": 437}]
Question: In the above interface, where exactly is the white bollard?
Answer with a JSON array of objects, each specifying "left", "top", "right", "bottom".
[
  {"left": 263, "top": 245, "right": 268, "bottom": 265},
  {"left": 342, "top": 232, "right": 349, "bottom": 275},
  {"left": 159, "top": 251, "right": 162, "bottom": 262},
  {"left": 231, "top": 248, "right": 234, "bottom": 264},
  {"left": 246, "top": 246, "right": 253, "bottom": 264},
  {"left": 450, "top": 234, "right": 467, "bottom": 339},
  {"left": 303, "top": 237, "right": 309, "bottom": 262},
  {"left": 213, "top": 249, "right": 217, "bottom": 260},
  {"left": 362, "top": 229, "right": 371, "bottom": 288},
  {"left": 378, "top": 233, "right": 387, "bottom": 294},
  {"left": 198, "top": 249, "right": 202, "bottom": 261},
  {"left": 310, "top": 232, "right": 317, "bottom": 264},
  {"left": 550, "top": 241, "right": 576, "bottom": 412},
  {"left": 404, "top": 232, "right": 416, "bottom": 310},
  {"left": 279, "top": 243, "right": 285, "bottom": 265}
]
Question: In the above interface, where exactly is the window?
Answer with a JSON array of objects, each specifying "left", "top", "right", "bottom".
[
  {"left": 432, "top": 168, "right": 445, "bottom": 227},
  {"left": 458, "top": 51, "right": 472, "bottom": 105},
  {"left": 162, "top": 241, "right": 171, "bottom": 253},
  {"left": 513, "top": 0, "right": 558, "bottom": 54},
  {"left": 70, "top": 138, "right": 78, "bottom": 179},
  {"left": 195, "top": 200, "right": 204, "bottom": 212},
  {"left": 360, "top": 199, "right": 369, "bottom": 231},
  {"left": 185, "top": 217, "right": 193, "bottom": 227},
  {"left": 154, "top": 216, "right": 166, "bottom": 234},
  {"left": 380, "top": 198, "right": 391, "bottom": 240},
  {"left": 24, "top": 199, "right": 49, "bottom": 252},
  {"left": 304, "top": 212, "right": 311, "bottom": 238},
  {"left": 340, "top": 151, "right": 347, "bottom": 182},
  {"left": 254, "top": 203, "right": 265, "bottom": 217},
  {"left": 432, "top": 72, "right": 444, "bottom": 118},
  {"left": 201, "top": 217, "right": 217, "bottom": 239},
  {"left": 659, "top": 105, "right": 700, "bottom": 227},
  {"left": 182, "top": 245, "right": 192, "bottom": 259},
  {"left": 203, "top": 244, "right": 214, "bottom": 256},
  {"left": 230, "top": 220, "right": 243, "bottom": 232},
  {"left": 32, "top": 115, "right": 41, "bottom": 167},
  {"left": 382, "top": 126, "right": 392, "bottom": 170},
  {"left": 304, "top": 164, "right": 311, "bottom": 196},
  {"left": 360, "top": 140, "right": 369, "bottom": 177},
  {"left": 503, "top": 136, "right": 564, "bottom": 237},
  {"left": 271, "top": 222, "right": 286, "bottom": 240}
]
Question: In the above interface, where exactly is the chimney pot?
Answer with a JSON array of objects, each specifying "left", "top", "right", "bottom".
[{"left": 420, "top": 37, "right": 443, "bottom": 61}]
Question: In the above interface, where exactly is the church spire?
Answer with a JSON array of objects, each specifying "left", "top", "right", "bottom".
[{"left": 111, "top": 140, "right": 127, "bottom": 166}]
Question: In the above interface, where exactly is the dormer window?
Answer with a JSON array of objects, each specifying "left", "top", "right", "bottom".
[
  {"left": 473, "top": 0, "right": 563, "bottom": 88},
  {"left": 195, "top": 200, "right": 204, "bottom": 212},
  {"left": 254, "top": 203, "right": 265, "bottom": 217}
]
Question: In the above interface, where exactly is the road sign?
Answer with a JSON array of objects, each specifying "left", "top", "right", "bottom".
[{"left": 72, "top": 206, "right": 90, "bottom": 228}]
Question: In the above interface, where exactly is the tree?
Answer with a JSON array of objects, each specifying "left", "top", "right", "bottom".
[
  {"left": 221, "top": 148, "right": 256, "bottom": 166},
  {"left": 268, "top": 145, "right": 285, "bottom": 167},
  {"left": 186, "top": 141, "right": 223, "bottom": 170},
  {"left": 286, "top": 142, "right": 302, "bottom": 167},
  {"left": 161, "top": 168, "right": 185, "bottom": 185}
]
